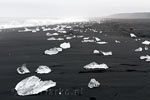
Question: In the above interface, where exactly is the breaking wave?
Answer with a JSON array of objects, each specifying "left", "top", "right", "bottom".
[{"left": 0, "top": 17, "right": 88, "bottom": 29}]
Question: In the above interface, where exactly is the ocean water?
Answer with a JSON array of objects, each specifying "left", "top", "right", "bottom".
[{"left": 0, "top": 17, "right": 88, "bottom": 29}]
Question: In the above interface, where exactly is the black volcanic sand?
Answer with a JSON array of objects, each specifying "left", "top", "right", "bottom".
[{"left": 1, "top": 19, "right": 150, "bottom": 100}]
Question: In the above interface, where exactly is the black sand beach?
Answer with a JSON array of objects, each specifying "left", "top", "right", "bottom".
[{"left": 1, "top": 19, "right": 150, "bottom": 100}]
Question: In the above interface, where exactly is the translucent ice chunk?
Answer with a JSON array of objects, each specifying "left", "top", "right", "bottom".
[
  {"left": 17, "top": 64, "right": 30, "bottom": 74},
  {"left": 36, "top": 65, "right": 51, "bottom": 74},
  {"left": 84, "top": 62, "right": 109, "bottom": 70},
  {"left": 88, "top": 78, "right": 100, "bottom": 88},
  {"left": 15, "top": 76, "right": 56, "bottom": 96},
  {"left": 60, "top": 42, "right": 71, "bottom": 49},
  {"left": 44, "top": 47, "right": 62, "bottom": 55}
]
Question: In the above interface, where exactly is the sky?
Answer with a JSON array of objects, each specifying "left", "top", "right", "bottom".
[{"left": 0, "top": 0, "right": 150, "bottom": 17}]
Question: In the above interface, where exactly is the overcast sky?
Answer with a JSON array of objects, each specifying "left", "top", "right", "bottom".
[{"left": 0, "top": 0, "right": 150, "bottom": 17}]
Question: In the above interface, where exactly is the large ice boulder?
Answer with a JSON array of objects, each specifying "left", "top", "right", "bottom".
[
  {"left": 44, "top": 47, "right": 62, "bottom": 55},
  {"left": 17, "top": 64, "right": 30, "bottom": 74},
  {"left": 60, "top": 42, "right": 71, "bottom": 49},
  {"left": 36, "top": 65, "right": 51, "bottom": 74},
  {"left": 88, "top": 78, "right": 100, "bottom": 88},
  {"left": 83, "top": 62, "right": 109, "bottom": 70},
  {"left": 15, "top": 76, "right": 56, "bottom": 96}
]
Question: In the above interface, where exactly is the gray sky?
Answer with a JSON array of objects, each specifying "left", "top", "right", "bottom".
[{"left": 0, "top": 0, "right": 150, "bottom": 17}]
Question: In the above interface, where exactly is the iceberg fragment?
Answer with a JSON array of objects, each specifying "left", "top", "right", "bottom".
[
  {"left": 17, "top": 64, "right": 30, "bottom": 74},
  {"left": 83, "top": 37, "right": 90, "bottom": 40},
  {"left": 130, "top": 33, "right": 136, "bottom": 38},
  {"left": 84, "top": 62, "right": 109, "bottom": 70},
  {"left": 88, "top": 78, "right": 100, "bottom": 88},
  {"left": 135, "top": 47, "right": 142, "bottom": 52},
  {"left": 36, "top": 65, "right": 51, "bottom": 74},
  {"left": 142, "top": 40, "right": 150, "bottom": 45},
  {"left": 42, "top": 27, "right": 52, "bottom": 31},
  {"left": 97, "top": 42, "right": 108, "bottom": 44},
  {"left": 115, "top": 40, "right": 120, "bottom": 43},
  {"left": 140, "top": 55, "right": 150, "bottom": 61},
  {"left": 46, "top": 32, "right": 59, "bottom": 36},
  {"left": 99, "top": 31, "right": 103, "bottom": 34},
  {"left": 82, "top": 40, "right": 95, "bottom": 43},
  {"left": 57, "top": 30, "right": 67, "bottom": 33},
  {"left": 32, "top": 30, "right": 37, "bottom": 33},
  {"left": 66, "top": 37, "right": 72, "bottom": 40},
  {"left": 93, "top": 50, "right": 100, "bottom": 54},
  {"left": 44, "top": 47, "right": 62, "bottom": 55},
  {"left": 95, "top": 37, "right": 101, "bottom": 41},
  {"left": 77, "top": 35, "right": 84, "bottom": 38},
  {"left": 145, "top": 46, "right": 148, "bottom": 50},
  {"left": 100, "top": 51, "right": 112, "bottom": 56},
  {"left": 60, "top": 42, "right": 71, "bottom": 49},
  {"left": 15, "top": 76, "right": 56, "bottom": 96},
  {"left": 135, "top": 38, "right": 141, "bottom": 41},
  {"left": 47, "top": 37, "right": 64, "bottom": 41}
]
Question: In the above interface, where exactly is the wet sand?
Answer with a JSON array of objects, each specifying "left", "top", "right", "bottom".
[{"left": 1, "top": 19, "right": 150, "bottom": 100}]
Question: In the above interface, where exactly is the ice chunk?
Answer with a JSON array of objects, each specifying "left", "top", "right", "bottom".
[
  {"left": 46, "top": 32, "right": 59, "bottom": 36},
  {"left": 53, "top": 33, "right": 59, "bottom": 35},
  {"left": 57, "top": 30, "right": 67, "bottom": 33},
  {"left": 47, "top": 37, "right": 56, "bottom": 40},
  {"left": 99, "top": 31, "right": 103, "bottom": 33},
  {"left": 88, "top": 78, "right": 100, "bottom": 88},
  {"left": 140, "top": 55, "right": 150, "bottom": 61},
  {"left": 47, "top": 37, "right": 64, "bottom": 41},
  {"left": 32, "top": 30, "right": 37, "bottom": 33},
  {"left": 84, "top": 62, "right": 109, "bottom": 69},
  {"left": 83, "top": 37, "right": 90, "bottom": 40},
  {"left": 36, "top": 65, "right": 51, "bottom": 74},
  {"left": 93, "top": 50, "right": 100, "bottom": 54},
  {"left": 146, "top": 58, "right": 150, "bottom": 62},
  {"left": 130, "top": 33, "right": 136, "bottom": 38},
  {"left": 145, "top": 46, "right": 148, "bottom": 50},
  {"left": 42, "top": 27, "right": 53, "bottom": 31},
  {"left": 100, "top": 51, "right": 112, "bottom": 56},
  {"left": 44, "top": 47, "right": 62, "bottom": 55},
  {"left": 66, "top": 37, "right": 72, "bottom": 40},
  {"left": 17, "top": 64, "right": 30, "bottom": 74},
  {"left": 57, "top": 38, "right": 64, "bottom": 41},
  {"left": 35, "top": 28, "right": 40, "bottom": 31},
  {"left": 140, "top": 55, "right": 150, "bottom": 59},
  {"left": 15, "top": 76, "right": 56, "bottom": 96},
  {"left": 19, "top": 28, "right": 35, "bottom": 32},
  {"left": 77, "top": 35, "right": 84, "bottom": 38},
  {"left": 46, "top": 32, "right": 52, "bottom": 36},
  {"left": 95, "top": 37, "right": 101, "bottom": 41},
  {"left": 115, "top": 40, "right": 120, "bottom": 43},
  {"left": 142, "top": 40, "right": 150, "bottom": 45},
  {"left": 135, "top": 47, "right": 142, "bottom": 52},
  {"left": 135, "top": 38, "right": 141, "bottom": 41},
  {"left": 97, "top": 42, "right": 108, "bottom": 44},
  {"left": 60, "top": 42, "right": 71, "bottom": 49},
  {"left": 82, "top": 40, "right": 95, "bottom": 43}
]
